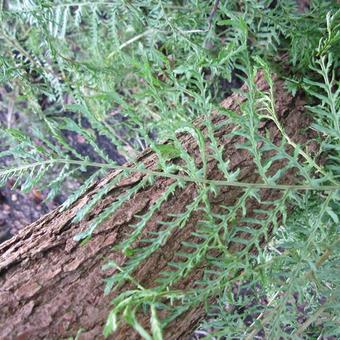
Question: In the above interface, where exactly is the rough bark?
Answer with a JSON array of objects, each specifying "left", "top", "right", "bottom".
[{"left": 0, "top": 72, "right": 314, "bottom": 339}]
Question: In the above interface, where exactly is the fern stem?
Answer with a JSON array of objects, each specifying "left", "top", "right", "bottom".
[{"left": 2, "top": 158, "right": 339, "bottom": 191}]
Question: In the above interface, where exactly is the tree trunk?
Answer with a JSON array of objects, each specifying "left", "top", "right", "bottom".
[{"left": 0, "top": 72, "right": 314, "bottom": 339}]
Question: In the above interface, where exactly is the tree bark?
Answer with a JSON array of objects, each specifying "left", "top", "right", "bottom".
[{"left": 0, "top": 72, "right": 314, "bottom": 339}]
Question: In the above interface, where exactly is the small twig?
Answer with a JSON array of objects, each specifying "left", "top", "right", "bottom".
[
  {"left": 207, "top": 0, "right": 221, "bottom": 31},
  {"left": 182, "top": 0, "right": 221, "bottom": 35},
  {"left": 7, "top": 96, "right": 14, "bottom": 128},
  {"left": 108, "top": 29, "right": 158, "bottom": 58}
]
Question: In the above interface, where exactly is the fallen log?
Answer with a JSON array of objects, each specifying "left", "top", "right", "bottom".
[{"left": 0, "top": 71, "right": 314, "bottom": 339}]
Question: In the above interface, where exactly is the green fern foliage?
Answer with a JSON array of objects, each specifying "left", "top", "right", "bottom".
[{"left": 0, "top": 0, "right": 339, "bottom": 339}]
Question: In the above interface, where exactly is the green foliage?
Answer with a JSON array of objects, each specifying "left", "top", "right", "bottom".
[{"left": 0, "top": 0, "right": 339, "bottom": 339}]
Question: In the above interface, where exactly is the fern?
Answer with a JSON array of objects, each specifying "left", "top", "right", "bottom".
[{"left": 0, "top": 1, "right": 339, "bottom": 339}]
